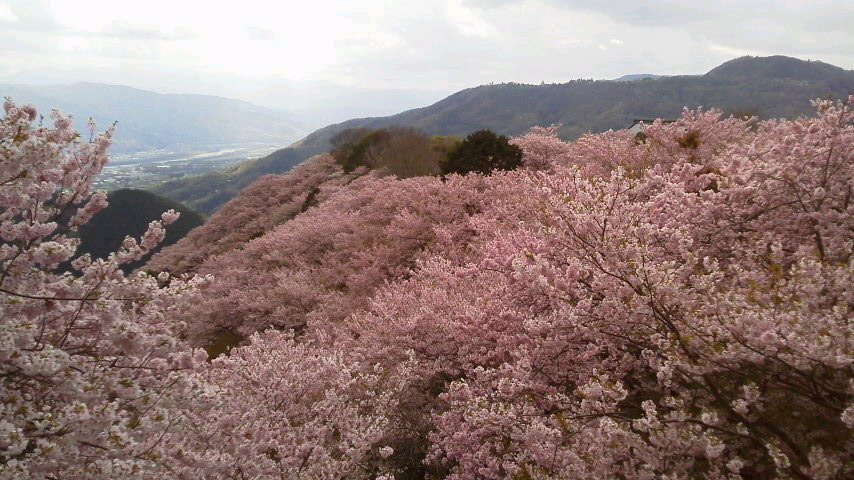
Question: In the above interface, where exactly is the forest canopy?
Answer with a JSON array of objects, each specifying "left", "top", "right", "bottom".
[{"left": 2, "top": 96, "right": 853, "bottom": 479}]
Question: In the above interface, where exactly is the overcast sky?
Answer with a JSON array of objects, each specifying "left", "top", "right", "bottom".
[{"left": 1, "top": 0, "right": 852, "bottom": 107}]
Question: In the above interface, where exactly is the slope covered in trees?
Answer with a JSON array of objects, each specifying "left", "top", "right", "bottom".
[
  {"left": 147, "top": 144, "right": 316, "bottom": 214},
  {"left": 3, "top": 96, "right": 853, "bottom": 479},
  {"left": 75, "top": 189, "right": 204, "bottom": 273},
  {"left": 302, "top": 55, "right": 854, "bottom": 144},
  {"left": 151, "top": 55, "right": 854, "bottom": 214},
  {"left": 144, "top": 155, "right": 354, "bottom": 275}
]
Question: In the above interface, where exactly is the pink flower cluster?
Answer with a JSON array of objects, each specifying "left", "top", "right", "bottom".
[
  {"left": 156, "top": 98, "right": 851, "bottom": 479},
  {"left": 144, "top": 155, "right": 348, "bottom": 275},
  {"left": 4, "top": 94, "right": 852, "bottom": 479},
  {"left": 0, "top": 100, "right": 209, "bottom": 479}
]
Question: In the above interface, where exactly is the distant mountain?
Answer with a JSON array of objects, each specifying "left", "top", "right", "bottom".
[
  {"left": 75, "top": 189, "right": 205, "bottom": 273},
  {"left": 301, "top": 56, "right": 853, "bottom": 143},
  {"left": 152, "top": 55, "right": 854, "bottom": 213},
  {"left": 0, "top": 82, "right": 308, "bottom": 154},
  {"left": 613, "top": 74, "right": 667, "bottom": 82},
  {"left": 705, "top": 55, "right": 854, "bottom": 87}
]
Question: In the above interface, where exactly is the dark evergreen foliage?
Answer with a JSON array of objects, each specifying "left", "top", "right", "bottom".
[
  {"left": 77, "top": 189, "right": 204, "bottom": 273},
  {"left": 440, "top": 129, "right": 522, "bottom": 176}
]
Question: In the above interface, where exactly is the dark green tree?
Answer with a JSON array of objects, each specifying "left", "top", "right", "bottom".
[
  {"left": 344, "top": 129, "right": 392, "bottom": 172},
  {"left": 440, "top": 129, "right": 523, "bottom": 176},
  {"left": 76, "top": 189, "right": 204, "bottom": 273},
  {"left": 330, "top": 128, "right": 374, "bottom": 173}
]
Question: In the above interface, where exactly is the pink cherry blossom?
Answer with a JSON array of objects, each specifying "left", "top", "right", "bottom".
[{"left": 0, "top": 101, "right": 209, "bottom": 479}]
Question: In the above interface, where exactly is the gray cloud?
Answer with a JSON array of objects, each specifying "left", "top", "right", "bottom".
[
  {"left": 548, "top": 0, "right": 718, "bottom": 25},
  {"left": 529, "top": 0, "right": 854, "bottom": 55},
  {"left": 99, "top": 22, "right": 196, "bottom": 41},
  {"left": 244, "top": 24, "right": 277, "bottom": 42},
  {"left": 0, "top": 0, "right": 851, "bottom": 103},
  {"left": 2, "top": 0, "right": 63, "bottom": 32}
]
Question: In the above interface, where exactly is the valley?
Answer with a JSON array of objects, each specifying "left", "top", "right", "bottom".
[{"left": 93, "top": 143, "right": 282, "bottom": 190}]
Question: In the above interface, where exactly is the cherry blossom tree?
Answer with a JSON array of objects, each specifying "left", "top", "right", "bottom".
[
  {"left": 161, "top": 330, "right": 409, "bottom": 479},
  {"left": 12, "top": 92, "right": 849, "bottom": 479},
  {"left": 176, "top": 172, "right": 488, "bottom": 345},
  {"left": 0, "top": 100, "right": 209, "bottom": 479},
  {"left": 144, "top": 154, "right": 350, "bottom": 275},
  {"left": 378, "top": 100, "right": 853, "bottom": 479}
]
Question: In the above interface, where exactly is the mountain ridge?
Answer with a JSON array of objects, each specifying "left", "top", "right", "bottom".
[
  {"left": 612, "top": 74, "right": 668, "bottom": 82},
  {"left": 290, "top": 55, "right": 854, "bottom": 156},
  {"left": 151, "top": 55, "right": 854, "bottom": 213}
]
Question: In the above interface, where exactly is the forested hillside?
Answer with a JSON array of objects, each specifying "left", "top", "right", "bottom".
[
  {"left": 3, "top": 87, "right": 852, "bottom": 479},
  {"left": 148, "top": 146, "right": 314, "bottom": 214},
  {"left": 149, "top": 97, "right": 854, "bottom": 479},
  {"left": 75, "top": 189, "right": 204, "bottom": 272},
  {"left": 152, "top": 55, "right": 854, "bottom": 214}
]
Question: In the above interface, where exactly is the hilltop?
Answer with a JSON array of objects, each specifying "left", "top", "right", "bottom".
[
  {"left": 612, "top": 73, "right": 668, "bottom": 81},
  {"left": 140, "top": 98, "right": 853, "bottom": 478},
  {"left": 705, "top": 55, "right": 853, "bottom": 86},
  {"left": 75, "top": 189, "right": 204, "bottom": 273}
]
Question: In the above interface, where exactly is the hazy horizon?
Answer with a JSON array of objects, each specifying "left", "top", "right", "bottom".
[{"left": 2, "top": 0, "right": 853, "bottom": 110}]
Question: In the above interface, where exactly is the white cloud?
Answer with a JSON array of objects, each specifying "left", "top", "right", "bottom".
[
  {"left": 707, "top": 43, "right": 761, "bottom": 58},
  {"left": 0, "top": 2, "right": 18, "bottom": 22},
  {"left": 244, "top": 24, "right": 276, "bottom": 42},
  {"left": 0, "top": 0, "right": 850, "bottom": 99},
  {"left": 446, "top": 0, "right": 497, "bottom": 37}
]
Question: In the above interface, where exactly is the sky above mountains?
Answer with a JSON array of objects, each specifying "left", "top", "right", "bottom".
[{"left": 1, "top": 0, "right": 852, "bottom": 108}]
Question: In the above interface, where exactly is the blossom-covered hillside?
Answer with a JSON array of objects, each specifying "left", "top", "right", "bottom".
[
  {"left": 144, "top": 155, "right": 351, "bottom": 275},
  {"left": 2, "top": 97, "right": 852, "bottom": 479},
  {"left": 150, "top": 55, "right": 854, "bottom": 215}
]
